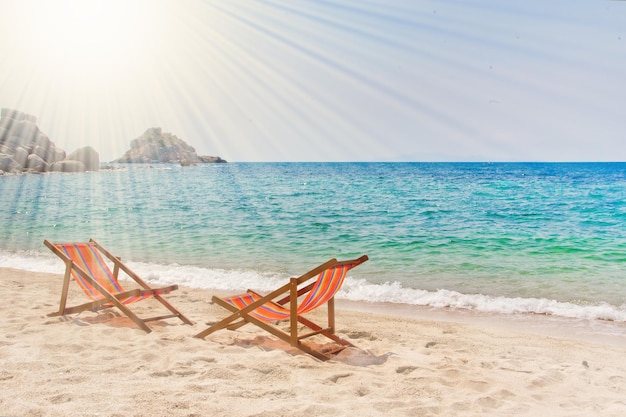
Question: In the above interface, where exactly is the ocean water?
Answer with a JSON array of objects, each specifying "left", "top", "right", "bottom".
[{"left": 1, "top": 162, "right": 626, "bottom": 324}]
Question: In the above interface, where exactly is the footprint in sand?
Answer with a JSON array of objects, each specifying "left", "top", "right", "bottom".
[
  {"left": 465, "top": 379, "right": 490, "bottom": 393},
  {"left": 395, "top": 365, "right": 418, "bottom": 375},
  {"left": 345, "top": 330, "right": 377, "bottom": 341},
  {"left": 193, "top": 355, "right": 216, "bottom": 362},
  {"left": 207, "top": 367, "right": 239, "bottom": 380},
  {"left": 476, "top": 395, "right": 500, "bottom": 409},
  {"left": 48, "top": 393, "right": 72, "bottom": 404},
  {"left": 150, "top": 370, "right": 173, "bottom": 377},
  {"left": 140, "top": 352, "right": 159, "bottom": 361},
  {"left": 328, "top": 372, "right": 353, "bottom": 383},
  {"left": 175, "top": 369, "right": 198, "bottom": 377},
  {"left": 495, "top": 389, "right": 516, "bottom": 399},
  {"left": 0, "top": 371, "right": 15, "bottom": 381}
]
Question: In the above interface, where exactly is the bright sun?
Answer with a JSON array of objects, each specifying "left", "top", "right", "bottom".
[{"left": 4, "top": 0, "right": 166, "bottom": 88}]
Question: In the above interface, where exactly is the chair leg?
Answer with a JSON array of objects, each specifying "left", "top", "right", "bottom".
[
  {"left": 153, "top": 295, "right": 194, "bottom": 325},
  {"left": 194, "top": 297, "right": 247, "bottom": 339},
  {"left": 52, "top": 263, "right": 73, "bottom": 317}
]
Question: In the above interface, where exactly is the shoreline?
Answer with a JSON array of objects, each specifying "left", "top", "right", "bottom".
[
  {"left": 336, "top": 299, "right": 626, "bottom": 348},
  {"left": 2, "top": 263, "right": 625, "bottom": 345},
  {"left": 179, "top": 278, "right": 626, "bottom": 348},
  {"left": 3, "top": 247, "right": 626, "bottom": 325}
]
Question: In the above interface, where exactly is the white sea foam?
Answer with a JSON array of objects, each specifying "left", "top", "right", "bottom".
[
  {"left": 340, "top": 278, "right": 626, "bottom": 322},
  {"left": 2, "top": 249, "right": 625, "bottom": 323},
  {"left": 0, "top": 249, "right": 64, "bottom": 274}
]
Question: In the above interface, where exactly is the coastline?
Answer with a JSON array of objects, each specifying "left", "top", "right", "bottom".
[
  {"left": 336, "top": 299, "right": 626, "bottom": 348},
  {"left": 2, "top": 266, "right": 626, "bottom": 416}
]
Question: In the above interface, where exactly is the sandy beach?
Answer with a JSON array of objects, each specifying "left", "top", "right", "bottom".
[{"left": 1, "top": 267, "right": 625, "bottom": 417}]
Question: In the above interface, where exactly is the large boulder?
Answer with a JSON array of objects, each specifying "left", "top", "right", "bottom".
[
  {"left": 10, "top": 120, "right": 39, "bottom": 144},
  {"left": 33, "top": 132, "right": 52, "bottom": 149},
  {"left": 0, "top": 154, "right": 22, "bottom": 173},
  {"left": 13, "top": 146, "right": 29, "bottom": 168},
  {"left": 25, "top": 154, "right": 48, "bottom": 172},
  {"left": 49, "top": 160, "right": 86, "bottom": 173},
  {"left": 66, "top": 146, "right": 99, "bottom": 171},
  {"left": 32, "top": 144, "right": 66, "bottom": 165}
]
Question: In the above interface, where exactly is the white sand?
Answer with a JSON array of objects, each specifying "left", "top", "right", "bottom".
[{"left": 1, "top": 267, "right": 625, "bottom": 417}]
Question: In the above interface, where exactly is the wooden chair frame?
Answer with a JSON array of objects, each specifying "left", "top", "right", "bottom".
[
  {"left": 194, "top": 255, "right": 368, "bottom": 361},
  {"left": 44, "top": 238, "right": 193, "bottom": 332}
]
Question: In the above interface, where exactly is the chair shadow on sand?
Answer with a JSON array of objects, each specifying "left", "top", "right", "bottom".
[
  {"left": 231, "top": 335, "right": 394, "bottom": 366},
  {"left": 60, "top": 310, "right": 174, "bottom": 330}
]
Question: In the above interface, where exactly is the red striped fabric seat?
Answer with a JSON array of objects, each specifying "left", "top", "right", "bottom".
[
  {"left": 55, "top": 242, "right": 172, "bottom": 306},
  {"left": 222, "top": 263, "right": 353, "bottom": 322}
]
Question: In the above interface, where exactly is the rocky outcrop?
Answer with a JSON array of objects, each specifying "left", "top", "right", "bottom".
[
  {"left": 66, "top": 146, "right": 100, "bottom": 171},
  {"left": 1, "top": 109, "right": 223, "bottom": 174},
  {"left": 114, "top": 128, "right": 196, "bottom": 164},
  {"left": 113, "top": 127, "right": 226, "bottom": 165},
  {"left": 1, "top": 109, "right": 61, "bottom": 173},
  {"left": 198, "top": 155, "right": 227, "bottom": 163},
  {"left": 49, "top": 160, "right": 87, "bottom": 173},
  {"left": 0, "top": 108, "right": 100, "bottom": 174}
]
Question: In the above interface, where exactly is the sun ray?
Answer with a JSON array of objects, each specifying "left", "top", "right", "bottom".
[{"left": 1, "top": 0, "right": 625, "bottom": 161}]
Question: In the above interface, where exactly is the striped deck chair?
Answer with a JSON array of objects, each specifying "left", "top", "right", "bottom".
[
  {"left": 44, "top": 238, "right": 193, "bottom": 332},
  {"left": 194, "top": 255, "right": 368, "bottom": 361}
]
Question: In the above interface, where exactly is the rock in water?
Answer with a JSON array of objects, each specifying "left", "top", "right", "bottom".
[
  {"left": 114, "top": 128, "right": 198, "bottom": 164},
  {"left": 114, "top": 127, "right": 226, "bottom": 164},
  {"left": 66, "top": 146, "right": 100, "bottom": 171}
]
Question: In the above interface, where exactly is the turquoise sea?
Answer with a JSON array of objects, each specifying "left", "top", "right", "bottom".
[{"left": 1, "top": 162, "right": 625, "bottom": 325}]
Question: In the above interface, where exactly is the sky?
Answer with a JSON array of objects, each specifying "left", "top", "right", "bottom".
[{"left": 1, "top": 0, "right": 625, "bottom": 162}]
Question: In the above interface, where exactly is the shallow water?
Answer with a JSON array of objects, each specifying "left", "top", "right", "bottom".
[{"left": 1, "top": 162, "right": 625, "bottom": 322}]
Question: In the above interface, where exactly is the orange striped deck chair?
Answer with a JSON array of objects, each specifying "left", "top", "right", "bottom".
[
  {"left": 194, "top": 255, "right": 368, "bottom": 360},
  {"left": 44, "top": 238, "right": 193, "bottom": 332}
]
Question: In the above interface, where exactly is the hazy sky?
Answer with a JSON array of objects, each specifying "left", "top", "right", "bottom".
[{"left": 1, "top": 0, "right": 625, "bottom": 162}]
